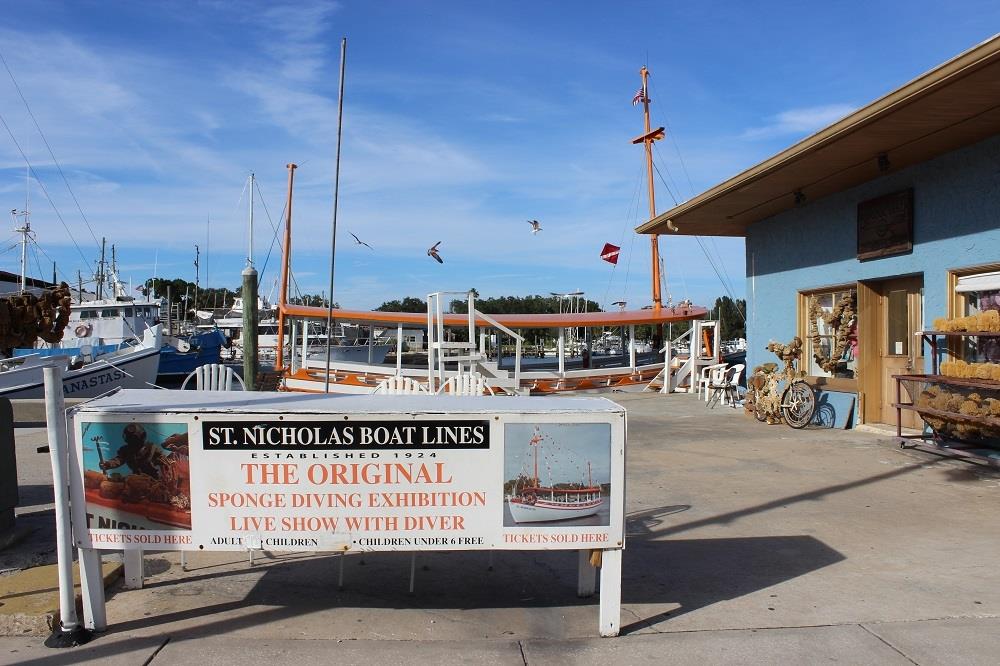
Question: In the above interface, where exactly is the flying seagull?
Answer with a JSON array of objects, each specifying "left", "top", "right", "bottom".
[
  {"left": 427, "top": 241, "right": 443, "bottom": 263},
  {"left": 528, "top": 219, "right": 542, "bottom": 234},
  {"left": 349, "top": 232, "right": 373, "bottom": 250}
]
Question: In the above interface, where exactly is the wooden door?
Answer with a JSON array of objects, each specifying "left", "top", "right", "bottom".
[{"left": 879, "top": 277, "right": 924, "bottom": 427}]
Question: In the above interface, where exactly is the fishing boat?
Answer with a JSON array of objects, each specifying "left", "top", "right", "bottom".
[
  {"left": 51, "top": 270, "right": 226, "bottom": 379},
  {"left": 0, "top": 324, "right": 163, "bottom": 399},
  {"left": 507, "top": 428, "right": 604, "bottom": 523}
]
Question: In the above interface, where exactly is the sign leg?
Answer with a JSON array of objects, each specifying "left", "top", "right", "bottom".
[
  {"left": 577, "top": 549, "right": 596, "bottom": 597},
  {"left": 78, "top": 548, "right": 107, "bottom": 631},
  {"left": 123, "top": 548, "right": 144, "bottom": 589},
  {"left": 598, "top": 549, "right": 622, "bottom": 637}
]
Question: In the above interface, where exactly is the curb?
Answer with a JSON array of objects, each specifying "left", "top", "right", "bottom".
[{"left": 0, "top": 561, "right": 122, "bottom": 636}]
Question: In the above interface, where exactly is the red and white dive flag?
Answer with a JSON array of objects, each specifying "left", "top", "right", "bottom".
[{"left": 600, "top": 243, "right": 621, "bottom": 265}]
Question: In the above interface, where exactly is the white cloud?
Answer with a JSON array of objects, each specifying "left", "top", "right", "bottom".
[{"left": 740, "top": 103, "right": 856, "bottom": 140}]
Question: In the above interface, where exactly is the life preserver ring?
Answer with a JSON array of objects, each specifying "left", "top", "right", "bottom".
[{"left": 74, "top": 323, "right": 92, "bottom": 337}]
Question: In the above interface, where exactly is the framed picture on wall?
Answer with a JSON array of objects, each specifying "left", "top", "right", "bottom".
[{"left": 857, "top": 189, "right": 913, "bottom": 261}]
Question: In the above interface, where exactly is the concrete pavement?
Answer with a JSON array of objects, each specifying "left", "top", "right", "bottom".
[{"left": 1, "top": 390, "right": 999, "bottom": 664}]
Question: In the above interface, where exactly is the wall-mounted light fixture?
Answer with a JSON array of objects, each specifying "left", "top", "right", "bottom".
[
  {"left": 666, "top": 219, "right": 678, "bottom": 232},
  {"left": 877, "top": 153, "right": 891, "bottom": 173},
  {"left": 793, "top": 190, "right": 806, "bottom": 205}
]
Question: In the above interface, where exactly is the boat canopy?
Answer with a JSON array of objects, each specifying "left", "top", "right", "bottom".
[{"left": 280, "top": 303, "right": 708, "bottom": 328}]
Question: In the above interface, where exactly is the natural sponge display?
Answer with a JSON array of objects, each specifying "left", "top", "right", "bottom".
[
  {"left": 940, "top": 360, "right": 1000, "bottom": 381},
  {"left": 904, "top": 378, "right": 1000, "bottom": 446},
  {"left": 932, "top": 310, "right": 1000, "bottom": 333}
]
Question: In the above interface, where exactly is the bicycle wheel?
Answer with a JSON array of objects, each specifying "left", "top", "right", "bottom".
[{"left": 781, "top": 381, "right": 816, "bottom": 429}]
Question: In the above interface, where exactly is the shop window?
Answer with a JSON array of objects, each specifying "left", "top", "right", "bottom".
[
  {"left": 803, "top": 288, "right": 858, "bottom": 379},
  {"left": 956, "top": 270, "right": 1000, "bottom": 362}
]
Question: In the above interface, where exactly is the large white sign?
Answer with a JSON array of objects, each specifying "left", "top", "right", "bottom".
[{"left": 71, "top": 407, "right": 625, "bottom": 552}]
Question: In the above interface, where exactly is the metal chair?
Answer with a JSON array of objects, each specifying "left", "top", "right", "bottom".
[
  {"left": 436, "top": 372, "right": 495, "bottom": 396},
  {"left": 707, "top": 363, "right": 745, "bottom": 408},
  {"left": 698, "top": 363, "right": 728, "bottom": 402},
  {"left": 371, "top": 376, "right": 429, "bottom": 394},
  {"left": 180, "top": 363, "right": 246, "bottom": 391}
]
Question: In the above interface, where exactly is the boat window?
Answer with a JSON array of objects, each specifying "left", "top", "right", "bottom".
[
  {"left": 79, "top": 310, "right": 94, "bottom": 320},
  {"left": 122, "top": 307, "right": 134, "bottom": 318},
  {"left": 102, "top": 309, "right": 119, "bottom": 318}
]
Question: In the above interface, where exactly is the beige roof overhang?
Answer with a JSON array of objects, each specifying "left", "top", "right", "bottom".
[{"left": 637, "top": 34, "right": 1000, "bottom": 238}]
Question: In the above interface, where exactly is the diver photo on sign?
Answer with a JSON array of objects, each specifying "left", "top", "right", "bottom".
[
  {"left": 81, "top": 421, "right": 192, "bottom": 530},
  {"left": 503, "top": 423, "right": 611, "bottom": 527}
]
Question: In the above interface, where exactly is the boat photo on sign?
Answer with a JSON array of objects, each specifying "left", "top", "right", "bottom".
[{"left": 503, "top": 423, "right": 611, "bottom": 527}]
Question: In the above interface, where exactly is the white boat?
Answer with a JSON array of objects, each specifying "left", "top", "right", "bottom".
[
  {"left": 506, "top": 428, "right": 604, "bottom": 524},
  {"left": 507, "top": 490, "right": 605, "bottom": 523},
  {"left": 198, "top": 296, "right": 282, "bottom": 359},
  {"left": 0, "top": 325, "right": 163, "bottom": 399}
]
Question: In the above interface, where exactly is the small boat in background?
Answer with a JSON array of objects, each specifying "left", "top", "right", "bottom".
[{"left": 156, "top": 328, "right": 229, "bottom": 378}]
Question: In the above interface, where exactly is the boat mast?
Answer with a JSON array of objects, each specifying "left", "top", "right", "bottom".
[
  {"left": 632, "top": 66, "right": 665, "bottom": 310},
  {"left": 275, "top": 162, "right": 297, "bottom": 371},
  {"left": 248, "top": 173, "right": 255, "bottom": 268},
  {"left": 533, "top": 441, "right": 539, "bottom": 487},
  {"left": 323, "top": 37, "right": 347, "bottom": 393},
  {"left": 12, "top": 208, "right": 30, "bottom": 293}
]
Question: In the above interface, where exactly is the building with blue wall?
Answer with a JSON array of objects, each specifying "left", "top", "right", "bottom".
[{"left": 639, "top": 36, "right": 1000, "bottom": 429}]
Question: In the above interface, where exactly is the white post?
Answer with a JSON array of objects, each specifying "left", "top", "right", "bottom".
[
  {"left": 629, "top": 325, "right": 636, "bottom": 370},
  {"left": 467, "top": 292, "right": 474, "bottom": 346},
  {"left": 77, "top": 549, "right": 106, "bottom": 631},
  {"left": 558, "top": 328, "right": 565, "bottom": 376},
  {"left": 396, "top": 324, "right": 403, "bottom": 376},
  {"left": 599, "top": 549, "right": 622, "bottom": 637},
  {"left": 43, "top": 366, "right": 91, "bottom": 646},
  {"left": 426, "top": 294, "right": 435, "bottom": 388},
  {"left": 577, "top": 550, "right": 596, "bottom": 597},
  {"left": 514, "top": 335, "right": 522, "bottom": 390},
  {"left": 661, "top": 336, "right": 673, "bottom": 394},
  {"left": 436, "top": 297, "right": 445, "bottom": 388},
  {"left": 289, "top": 320, "right": 298, "bottom": 372},
  {"left": 123, "top": 549, "right": 144, "bottom": 589},
  {"left": 301, "top": 320, "right": 308, "bottom": 369}
]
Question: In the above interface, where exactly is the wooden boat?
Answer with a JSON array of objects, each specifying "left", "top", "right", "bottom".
[{"left": 274, "top": 64, "right": 710, "bottom": 394}]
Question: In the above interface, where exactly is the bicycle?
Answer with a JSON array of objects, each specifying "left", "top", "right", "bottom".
[{"left": 745, "top": 337, "right": 816, "bottom": 429}]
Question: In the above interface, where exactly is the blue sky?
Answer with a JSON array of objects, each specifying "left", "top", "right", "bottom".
[{"left": 0, "top": 2, "right": 997, "bottom": 311}]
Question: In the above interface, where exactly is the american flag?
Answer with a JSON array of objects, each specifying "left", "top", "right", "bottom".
[{"left": 631, "top": 88, "right": 647, "bottom": 106}]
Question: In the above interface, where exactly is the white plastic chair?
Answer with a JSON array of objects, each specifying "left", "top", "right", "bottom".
[
  {"left": 176, "top": 363, "right": 244, "bottom": 575},
  {"left": 707, "top": 363, "right": 745, "bottom": 408},
  {"left": 181, "top": 363, "right": 246, "bottom": 391},
  {"left": 436, "top": 373, "right": 495, "bottom": 396},
  {"left": 698, "top": 363, "right": 727, "bottom": 402},
  {"left": 371, "top": 376, "right": 429, "bottom": 394}
]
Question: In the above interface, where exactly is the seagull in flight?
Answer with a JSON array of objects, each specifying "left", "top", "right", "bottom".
[
  {"left": 528, "top": 219, "right": 542, "bottom": 234},
  {"left": 427, "top": 241, "right": 444, "bottom": 263},
  {"left": 349, "top": 232, "right": 373, "bottom": 250}
]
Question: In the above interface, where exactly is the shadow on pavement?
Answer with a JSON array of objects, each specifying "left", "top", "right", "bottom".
[{"left": 619, "top": 535, "right": 844, "bottom": 634}]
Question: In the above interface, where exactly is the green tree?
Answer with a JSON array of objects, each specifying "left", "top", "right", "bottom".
[
  {"left": 710, "top": 296, "right": 747, "bottom": 340},
  {"left": 376, "top": 297, "right": 428, "bottom": 313}
]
